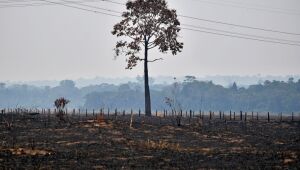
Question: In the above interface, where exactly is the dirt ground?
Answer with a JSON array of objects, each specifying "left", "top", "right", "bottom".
[{"left": 0, "top": 113, "right": 299, "bottom": 169}]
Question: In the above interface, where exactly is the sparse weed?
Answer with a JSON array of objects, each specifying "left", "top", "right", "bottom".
[{"left": 144, "top": 139, "right": 180, "bottom": 151}]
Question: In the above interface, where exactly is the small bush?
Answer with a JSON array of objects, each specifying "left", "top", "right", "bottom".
[{"left": 54, "top": 97, "right": 70, "bottom": 122}]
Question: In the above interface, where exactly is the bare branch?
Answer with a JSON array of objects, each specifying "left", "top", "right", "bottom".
[{"left": 148, "top": 58, "right": 163, "bottom": 63}]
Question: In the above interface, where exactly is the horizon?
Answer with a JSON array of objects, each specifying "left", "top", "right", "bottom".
[
  {"left": 2, "top": 73, "right": 300, "bottom": 81},
  {"left": 1, "top": 74, "right": 300, "bottom": 88}
]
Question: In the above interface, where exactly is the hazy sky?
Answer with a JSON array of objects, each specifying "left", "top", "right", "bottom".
[{"left": 1, "top": 0, "right": 300, "bottom": 81}]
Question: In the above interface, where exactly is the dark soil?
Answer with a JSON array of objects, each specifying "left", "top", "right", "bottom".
[{"left": 0, "top": 113, "right": 299, "bottom": 169}]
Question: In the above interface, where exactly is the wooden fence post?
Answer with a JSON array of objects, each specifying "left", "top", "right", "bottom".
[
  {"left": 240, "top": 111, "right": 243, "bottom": 121},
  {"left": 130, "top": 109, "right": 133, "bottom": 128},
  {"left": 230, "top": 110, "right": 232, "bottom": 120},
  {"left": 245, "top": 112, "right": 247, "bottom": 122},
  {"left": 233, "top": 112, "right": 236, "bottom": 120},
  {"left": 47, "top": 108, "right": 50, "bottom": 122},
  {"left": 156, "top": 110, "right": 158, "bottom": 117},
  {"left": 267, "top": 112, "right": 270, "bottom": 122},
  {"left": 209, "top": 111, "right": 212, "bottom": 120},
  {"left": 219, "top": 111, "right": 222, "bottom": 119},
  {"left": 1, "top": 109, "right": 3, "bottom": 122},
  {"left": 139, "top": 109, "right": 141, "bottom": 117},
  {"left": 189, "top": 110, "right": 191, "bottom": 124},
  {"left": 280, "top": 112, "right": 282, "bottom": 122}
]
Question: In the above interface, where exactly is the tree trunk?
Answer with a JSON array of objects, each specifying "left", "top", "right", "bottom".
[{"left": 144, "top": 37, "right": 151, "bottom": 116}]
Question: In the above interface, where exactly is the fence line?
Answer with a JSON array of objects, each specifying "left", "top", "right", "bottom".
[{"left": 0, "top": 108, "right": 299, "bottom": 123}]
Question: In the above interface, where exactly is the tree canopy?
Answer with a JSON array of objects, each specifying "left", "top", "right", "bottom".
[{"left": 112, "top": 0, "right": 183, "bottom": 69}]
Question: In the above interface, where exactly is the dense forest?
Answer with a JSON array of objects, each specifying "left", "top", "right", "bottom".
[{"left": 0, "top": 77, "right": 299, "bottom": 113}]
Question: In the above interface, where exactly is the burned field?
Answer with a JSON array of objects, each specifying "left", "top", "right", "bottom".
[{"left": 0, "top": 112, "right": 299, "bottom": 169}]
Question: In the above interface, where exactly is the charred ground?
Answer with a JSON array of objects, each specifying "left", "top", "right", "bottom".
[{"left": 0, "top": 113, "right": 299, "bottom": 169}]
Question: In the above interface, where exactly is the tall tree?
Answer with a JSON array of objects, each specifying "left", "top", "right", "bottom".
[{"left": 112, "top": 0, "right": 183, "bottom": 116}]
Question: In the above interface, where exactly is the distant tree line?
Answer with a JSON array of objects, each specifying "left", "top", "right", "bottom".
[{"left": 0, "top": 77, "right": 299, "bottom": 113}]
